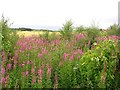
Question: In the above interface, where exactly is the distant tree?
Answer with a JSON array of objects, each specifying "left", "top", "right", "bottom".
[{"left": 19, "top": 27, "right": 32, "bottom": 31}]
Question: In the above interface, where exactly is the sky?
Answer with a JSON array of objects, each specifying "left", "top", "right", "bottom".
[{"left": 0, "top": 0, "right": 120, "bottom": 30}]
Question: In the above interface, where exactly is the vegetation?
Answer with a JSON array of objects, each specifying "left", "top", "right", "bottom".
[
  {"left": 107, "top": 24, "right": 120, "bottom": 36},
  {"left": 60, "top": 20, "right": 73, "bottom": 40},
  {"left": 1, "top": 17, "right": 120, "bottom": 89},
  {"left": 1, "top": 16, "right": 18, "bottom": 56}
]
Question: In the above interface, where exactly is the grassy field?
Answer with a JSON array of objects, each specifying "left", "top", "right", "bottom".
[{"left": 17, "top": 31, "right": 60, "bottom": 37}]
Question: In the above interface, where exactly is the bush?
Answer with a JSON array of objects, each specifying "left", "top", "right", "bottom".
[
  {"left": 76, "top": 25, "right": 86, "bottom": 33},
  {"left": 1, "top": 16, "right": 19, "bottom": 56},
  {"left": 0, "top": 19, "right": 2, "bottom": 50},
  {"left": 86, "top": 27, "right": 100, "bottom": 40},
  {"left": 107, "top": 24, "right": 120, "bottom": 36},
  {"left": 78, "top": 39, "right": 118, "bottom": 88},
  {"left": 85, "top": 27, "right": 100, "bottom": 49},
  {"left": 107, "top": 24, "right": 120, "bottom": 88}
]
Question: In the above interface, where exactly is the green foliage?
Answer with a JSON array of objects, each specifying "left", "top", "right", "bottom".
[
  {"left": 76, "top": 25, "right": 86, "bottom": 33},
  {"left": 1, "top": 18, "right": 120, "bottom": 89},
  {"left": 1, "top": 16, "right": 19, "bottom": 55},
  {"left": 78, "top": 40, "right": 118, "bottom": 88},
  {"left": 116, "top": 27, "right": 120, "bottom": 36},
  {"left": 0, "top": 19, "right": 2, "bottom": 50},
  {"left": 60, "top": 20, "right": 73, "bottom": 40},
  {"left": 107, "top": 24, "right": 120, "bottom": 36},
  {"left": 86, "top": 27, "right": 100, "bottom": 40},
  {"left": 43, "top": 30, "right": 49, "bottom": 40},
  {"left": 85, "top": 27, "right": 101, "bottom": 49}
]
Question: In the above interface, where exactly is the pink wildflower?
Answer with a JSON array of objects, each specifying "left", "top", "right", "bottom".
[
  {"left": 79, "top": 50, "right": 84, "bottom": 55},
  {"left": 53, "top": 40, "right": 60, "bottom": 45},
  {"left": 2, "top": 51, "right": 5, "bottom": 57},
  {"left": 31, "top": 67, "right": 35, "bottom": 74},
  {"left": 37, "top": 65, "right": 43, "bottom": 83},
  {"left": 1, "top": 67, "right": 5, "bottom": 75},
  {"left": 7, "top": 64, "right": 12, "bottom": 70},
  {"left": 27, "top": 60, "right": 31, "bottom": 65},
  {"left": 76, "top": 33, "right": 86, "bottom": 41},
  {"left": 70, "top": 54, "right": 74, "bottom": 61},
  {"left": 19, "top": 49, "right": 23, "bottom": 53},
  {"left": 1, "top": 75, "right": 9, "bottom": 84},
  {"left": 38, "top": 67, "right": 42, "bottom": 76},
  {"left": 42, "top": 48, "right": 47, "bottom": 54},
  {"left": 19, "top": 62, "right": 25, "bottom": 67},
  {"left": 38, "top": 53, "right": 42, "bottom": 59},
  {"left": 88, "top": 40, "right": 90, "bottom": 45},
  {"left": 63, "top": 53, "right": 69, "bottom": 60},
  {"left": 5, "top": 75, "right": 9, "bottom": 82},
  {"left": 25, "top": 70, "right": 29, "bottom": 76},
  {"left": 75, "top": 49, "right": 84, "bottom": 55},
  {"left": 47, "top": 67, "right": 51, "bottom": 74},
  {"left": 2, "top": 51, "right": 6, "bottom": 62},
  {"left": 1, "top": 77, "right": 6, "bottom": 84}
]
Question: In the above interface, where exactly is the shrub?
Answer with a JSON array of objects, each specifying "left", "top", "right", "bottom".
[
  {"left": 1, "top": 16, "right": 19, "bottom": 56},
  {"left": 78, "top": 39, "right": 118, "bottom": 88},
  {"left": 107, "top": 24, "right": 120, "bottom": 36},
  {"left": 0, "top": 19, "right": 2, "bottom": 50},
  {"left": 86, "top": 27, "right": 100, "bottom": 40},
  {"left": 85, "top": 27, "right": 100, "bottom": 49},
  {"left": 76, "top": 25, "right": 86, "bottom": 33}
]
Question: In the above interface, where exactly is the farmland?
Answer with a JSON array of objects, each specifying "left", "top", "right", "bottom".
[
  {"left": 17, "top": 31, "right": 60, "bottom": 37},
  {"left": 1, "top": 18, "right": 120, "bottom": 89}
]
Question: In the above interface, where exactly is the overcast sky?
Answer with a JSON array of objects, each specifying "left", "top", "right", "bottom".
[{"left": 0, "top": 0, "right": 119, "bottom": 30}]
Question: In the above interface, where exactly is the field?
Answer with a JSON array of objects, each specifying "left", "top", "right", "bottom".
[
  {"left": 17, "top": 31, "right": 60, "bottom": 37},
  {"left": 1, "top": 19, "right": 120, "bottom": 89}
]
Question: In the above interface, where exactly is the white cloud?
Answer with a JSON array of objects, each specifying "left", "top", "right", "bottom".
[{"left": 0, "top": 0, "right": 119, "bottom": 30}]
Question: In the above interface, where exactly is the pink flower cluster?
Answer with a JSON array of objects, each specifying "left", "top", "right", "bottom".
[
  {"left": 38, "top": 48, "right": 48, "bottom": 59},
  {"left": 16, "top": 35, "right": 61, "bottom": 53},
  {"left": 97, "top": 35, "right": 119, "bottom": 43},
  {"left": 37, "top": 64, "right": 44, "bottom": 83},
  {"left": 76, "top": 33, "right": 86, "bottom": 41},
  {"left": 1, "top": 75, "right": 9, "bottom": 85},
  {"left": 16, "top": 36, "right": 44, "bottom": 52},
  {"left": 63, "top": 49, "right": 84, "bottom": 61},
  {"left": 108, "top": 35, "right": 119, "bottom": 42},
  {"left": 2, "top": 51, "right": 6, "bottom": 62}
]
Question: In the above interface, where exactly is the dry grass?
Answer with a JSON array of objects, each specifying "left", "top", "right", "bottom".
[{"left": 17, "top": 31, "right": 60, "bottom": 37}]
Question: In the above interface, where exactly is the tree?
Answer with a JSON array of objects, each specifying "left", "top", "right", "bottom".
[{"left": 60, "top": 20, "right": 73, "bottom": 40}]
